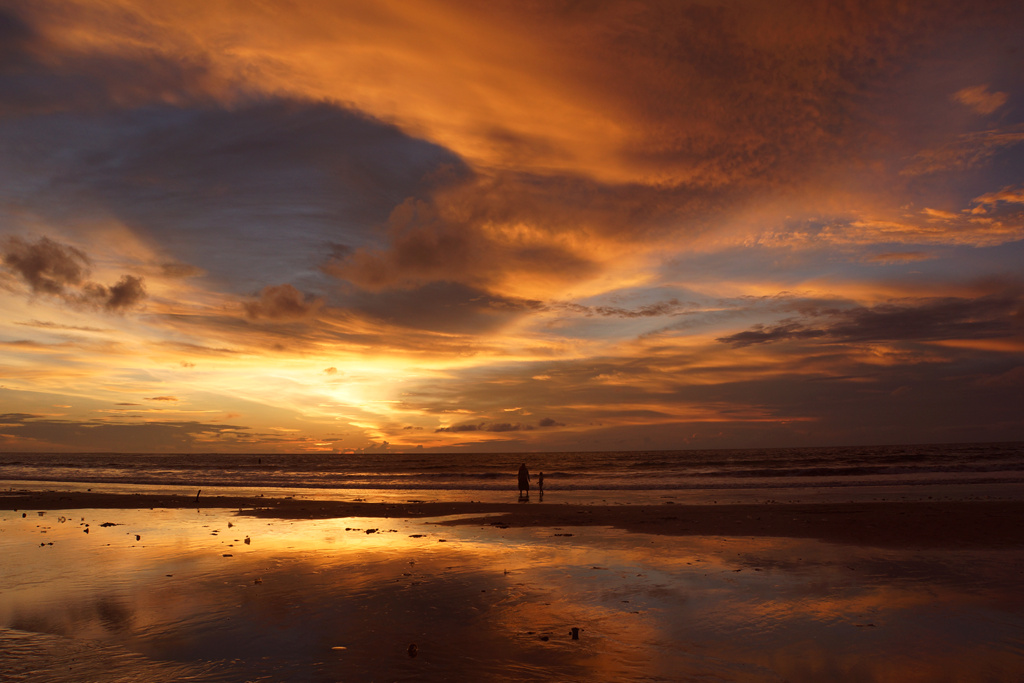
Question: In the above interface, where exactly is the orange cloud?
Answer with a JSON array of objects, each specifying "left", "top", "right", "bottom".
[
  {"left": 972, "top": 185, "right": 1024, "bottom": 209},
  {"left": 953, "top": 84, "right": 1008, "bottom": 115},
  {"left": 17, "top": 0, "right": 981, "bottom": 189}
]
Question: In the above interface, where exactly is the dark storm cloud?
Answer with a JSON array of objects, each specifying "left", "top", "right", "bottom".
[
  {"left": 244, "top": 284, "right": 323, "bottom": 321},
  {"left": 434, "top": 417, "right": 561, "bottom": 433},
  {"left": 717, "top": 323, "right": 829, "bottom": 348},
  {"left": 345, "top": 281, "right": 543, "bottom": 334},
  {"left": 95, "top": 275, "right": 146, "bottom": 311},
  {"left": 1, "top": 100, "right": 467, "bottom": 292},
  {"left": 485, "top": 423, "right": 530, "bottom": 433},
  {"left": 1, "top": 236, "right": 146, "bottom": 312},
  {"left": 325, "top": 190, "right": 598, "bottom": 292},
  {"left": 0, "top": 6, "right": 36, "bottom": 71},
  {"left": 717, "top": 291, "right": 1023, "bottom": 347},
  {"left": 0, "top": 414, "right": 255, "bottom": 452},
  {"left": 1, "top": 235, "right": 88, "bottom": 295},
  {"left": 559, "top": 299, "right": 688, "bottom": 319},
  {"left": 435, "top": 423, "right": 479, "bottom": 433},
  {"left": 72, "top": 100, "right": 466, "bottom": 224},
  {"left": 828, "top": 293, "right": 1023, "bottom": 342},
  {"left": 0, "top": 412, "right": 39, "bottom": 422}
]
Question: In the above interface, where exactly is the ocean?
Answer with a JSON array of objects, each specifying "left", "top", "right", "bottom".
[{"left": 2, "top": 442, "right": 1022, "bottom": 504}]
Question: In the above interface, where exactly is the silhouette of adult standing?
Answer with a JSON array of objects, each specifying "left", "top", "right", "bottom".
[{"left": 517, "top": 463, "right": 531, "bottom": 498}]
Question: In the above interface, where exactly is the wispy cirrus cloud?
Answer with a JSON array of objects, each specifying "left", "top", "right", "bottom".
[
  {"left": 901, "top": 124, "right": 1024, "bottom": 176},
  {"left": 717, "top": 288, "right": 1023, "bottom": 347}
]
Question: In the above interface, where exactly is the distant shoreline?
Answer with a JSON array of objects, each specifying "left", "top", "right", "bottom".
[{"left": 3, "top": 489, "right": 1022, "bottom": 549}]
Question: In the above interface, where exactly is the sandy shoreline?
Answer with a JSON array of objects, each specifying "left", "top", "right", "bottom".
[
  {"left": 3, "top": 489, "right": 1022, "bottom": 548},
  {"left": 4, "top": 489, "right": 1024, "bottom": 680}
]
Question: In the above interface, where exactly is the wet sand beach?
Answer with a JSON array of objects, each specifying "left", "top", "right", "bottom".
[
  {"left": 2, "top": 489, "right": 1023, "bottom": 681},
  {"left": 3, "top": 489, "right": 1024, "bottom": 548}
]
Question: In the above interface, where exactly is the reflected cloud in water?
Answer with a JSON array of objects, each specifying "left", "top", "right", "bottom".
[{"left": 1, "top": 508, "right": 1022, "bottom": 681}]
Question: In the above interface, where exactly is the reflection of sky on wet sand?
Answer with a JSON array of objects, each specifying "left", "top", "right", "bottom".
[{"left": 2, "top": 509, "right": 1023, "bottom": 682}]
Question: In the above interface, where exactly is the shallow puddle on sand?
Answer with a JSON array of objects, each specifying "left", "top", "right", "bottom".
[{"left": 1, "top": 507, "right": 1023, "bottom": 681}]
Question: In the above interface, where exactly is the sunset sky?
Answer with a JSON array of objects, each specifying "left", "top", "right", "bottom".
[{"left": 1, "top": 0, "right": 1022, "bottom": 454}]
